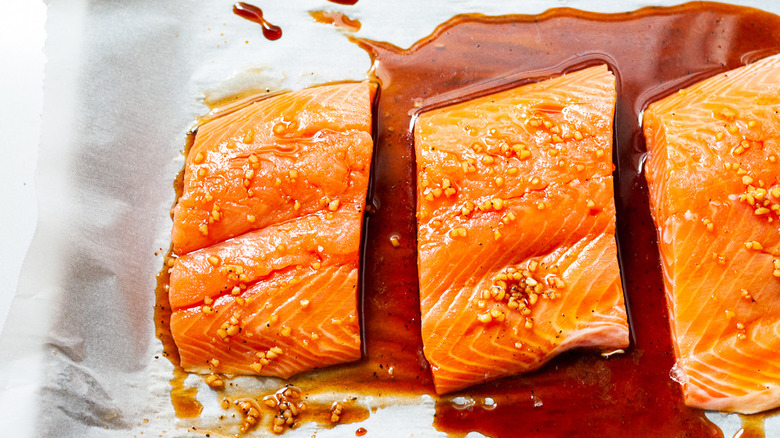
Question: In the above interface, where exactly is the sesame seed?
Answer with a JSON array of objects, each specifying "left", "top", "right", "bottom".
[
  {"left": 300, "top": 299, "right": 310, "bottom": 308},
  {"left": 247, "top": 214, "right": 256, "bottom": 223},
  {"left": 328, "top": 199, "right": 340, "bottom": 211},
  {"left": 586, "top": 199, "right": 596, "bottom": 209},
  {"left": 727, "top": 125, "right": 738, "bottom": 134},
  {"left": 202, "top": 305, "right": 215, "bottom": 315},
  {"left": 280, "top": 326, "right": 291, "bottom": 337},
  {"left": 493, "top": 229, "right": 502, "bottom": 240},
  {"left": 720, "top": 108, "right": 736, "bottom": 120},
  {"left": 389, "top": 235, "right": 401, "bottom": 248},
  {"left": 289, "top": 169, "right": 298, "bottom": 179},
  {"left": 193, "top": 152, "right": 205, "bottom": 164},
  {"left": 595, "top": 149, "right": 605, "bottom": 158},
  {"left": 243, "top": 129, "right": 255, "bottom": 144},
  {"left": 477, "top": 313, "right": 492, "bottom": 323},
  {"left": 715, "top": 132, "right": 725, "bottom": 141},
  {"left": 197, "top": 168, "right": 207, "bottom": 178},
  {"left": 742, "top": 176, "right": 754, "bottom": 185},
  {"left": 199, "top": 224, "right": 209, "bottom": 235},
  {"left": 737, "top": 333, "right": 747, "bottom": 341},
  {"left": 745, "top": 241, "right": 763, "bottom": 250}
]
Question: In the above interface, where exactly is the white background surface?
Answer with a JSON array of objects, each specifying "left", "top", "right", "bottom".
[{"left": 0, "top": 1, "right": 44, "bottom": 331}]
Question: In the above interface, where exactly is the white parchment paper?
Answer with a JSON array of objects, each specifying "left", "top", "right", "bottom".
[{"left": 2, "top": 0, "right": 779, "bottom": 436}]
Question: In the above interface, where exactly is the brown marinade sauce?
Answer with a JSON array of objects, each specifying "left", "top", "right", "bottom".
[
  {"left": 233, "top": 2, "right": 283, "bottom": 41},
  {"left": 157, "top": 2, "right": 780, "bottom": 436}
]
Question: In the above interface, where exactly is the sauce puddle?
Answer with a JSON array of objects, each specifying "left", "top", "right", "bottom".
[
  {"left": 736, "top": 408, "right": 780, "bottom": 438},
  {"left": 157, "top": 2, "right": 780, "bottom": 436}
]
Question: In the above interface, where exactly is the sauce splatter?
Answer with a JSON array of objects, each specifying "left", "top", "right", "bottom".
[
  {"left": 328, "top": 0, "right": 359, "bottom": 5},
  {"left": 170, "top": 367, "right": 203, "bottom": 418},
  {"left": 233, "top": 2, "right": 282, "bottom": 41},
  {"left": 310, "top": 10, "right": 362, "bottom": 32}
]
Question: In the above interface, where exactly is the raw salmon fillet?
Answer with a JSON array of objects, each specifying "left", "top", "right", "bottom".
[
  {"left": 168, "top": 82, "right": 375, "bottom": 377},
  {"left": 414, "top": 65, "right": 629, "bottom": 394},
  {"left": 644, "top": 54, "right": 780, "bottom": 413}
]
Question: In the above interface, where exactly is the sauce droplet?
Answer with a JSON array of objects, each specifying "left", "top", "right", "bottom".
[
  {"left": 233, "top": 2, "right": 282, "bottom": 41},
  {"left": 310, "top": 10, "right": 362, "bottom": 32},
  {"left": 328, "top": 0, "right": 359, "bottom": 5},
  {"left": 355, "top": 427, "right": 368, "bottom": 436}
]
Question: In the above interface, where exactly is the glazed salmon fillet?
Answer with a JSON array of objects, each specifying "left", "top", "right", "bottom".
[
  {"left": 414, "top": 65, "right": 629, "bottom": 394},
  {"left": 168, "top": 82, "right": 375, "bottom": 377},
  {"left": 644, "top": 54, "right": 780, "bottom": 413}
]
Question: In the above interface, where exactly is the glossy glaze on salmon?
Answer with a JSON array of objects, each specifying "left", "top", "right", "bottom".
[
  {"left": 414, "top": 65, "right": 629, "bottom": 394},
  {"left": 168, "top": 81, "right": 375, "bottom": 377},
  {"left": 171, "top": 82, "right": 375, "bottom": 256},
  {"left": 643, "top": 54, "right": 780, "bottom": 414}
]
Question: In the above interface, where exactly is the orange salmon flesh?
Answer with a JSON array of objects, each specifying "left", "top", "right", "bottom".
[
  {"left": 644, "top": 53, "right": 780, "bottom": 413},
  {"left": 414, "top": 65, "right": 629, "bottom": 394}
]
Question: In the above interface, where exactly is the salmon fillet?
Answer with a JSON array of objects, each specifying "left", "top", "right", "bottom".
[
  {"left": 414, "top": 65, "right": 629, "bottom": 394},
  {"left": 644, "top": 54, "right": 780, "bottom": 413},
  {"left": 168, "top": 82, "right": 375, "bottom": 377}
]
